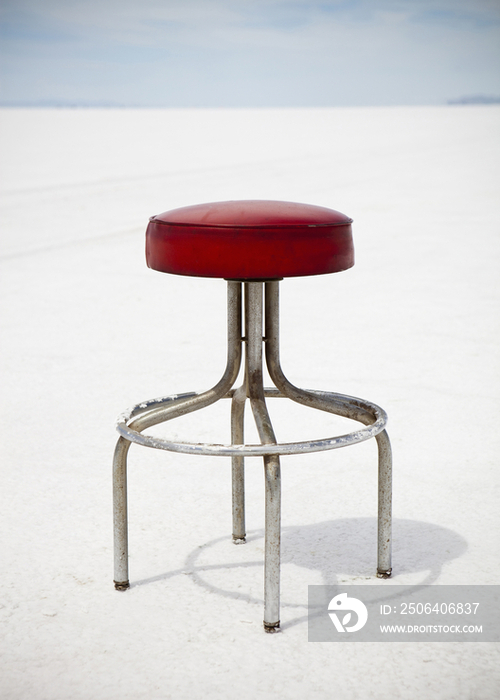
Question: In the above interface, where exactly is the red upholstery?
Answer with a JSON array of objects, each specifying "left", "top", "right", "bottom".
[{"left": 146, "top": 200, "right": 354, "bottom": 279}]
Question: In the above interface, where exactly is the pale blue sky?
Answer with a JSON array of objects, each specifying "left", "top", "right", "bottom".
[{"left": 1, "top": 0, "right": 499, "bottom": 106}]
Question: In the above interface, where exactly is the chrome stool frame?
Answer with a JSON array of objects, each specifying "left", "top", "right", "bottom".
[{"left": 113, "top": 280, "right": 392, "bottom": 632}]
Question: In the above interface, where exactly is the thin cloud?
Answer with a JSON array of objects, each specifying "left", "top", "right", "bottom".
[{"left": 1, "top": 0, "right": 499, "bottom": 106}]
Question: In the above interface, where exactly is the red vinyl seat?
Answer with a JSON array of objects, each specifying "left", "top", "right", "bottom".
[{"left": 146, "top": 200, "right": 354, "bottom": 279}]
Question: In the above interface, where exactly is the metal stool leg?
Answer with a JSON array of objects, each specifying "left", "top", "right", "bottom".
[
  {"left": 263, "top": 454, "right": 281, "bottom": 631},
  {"left": 113, "top": 436, "right": 131, "bottom": 590},
  {"left": 245, "top": 282, "right": 281, "bottom": 631},
  {"left": 113, "top": 281, "right": 243, "bottom": 591},
  {"left": 231, "top": 384, "right": 247, "bottom": 543},
  {"left": 264, "top": 280, "right": 393, "bottom": 581},
  {"left": 376, "top": 429, "right": 392, "bottom": 577}
]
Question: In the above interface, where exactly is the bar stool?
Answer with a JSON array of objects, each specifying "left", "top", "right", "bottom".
[{"left": 113, "top": 200, "right": 392, "bottom": 633}]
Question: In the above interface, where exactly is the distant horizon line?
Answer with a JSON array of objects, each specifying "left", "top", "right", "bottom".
[{"left": 1, "top": 96, "right": 500, "bottom": 109}]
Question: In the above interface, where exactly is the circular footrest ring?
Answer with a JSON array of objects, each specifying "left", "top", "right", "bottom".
[{"left": 116, "top": 389, "right": 388, "bottom": 457}]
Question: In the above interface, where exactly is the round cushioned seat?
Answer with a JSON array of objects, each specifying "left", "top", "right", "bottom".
[{"left": 146, "top": 200, "right": 354, "bottom": 280}]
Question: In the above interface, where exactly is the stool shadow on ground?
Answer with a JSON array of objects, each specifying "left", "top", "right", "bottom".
[{"left": 132, "top": 518, "right": 467, "bottom": 630}]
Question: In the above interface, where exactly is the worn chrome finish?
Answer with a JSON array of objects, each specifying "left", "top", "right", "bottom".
[
  {"left": 264, "top": 281, "right": 392, "bottom": 578},
  {"left": 113, "top": 435, "right": 131, "bottom": 590},
  {"left": 113, "top": 281, "right": 243, "bottom": 590},
  {"left": 376, "top": 429, "right": 392, "bottom": 577},
  {"left": 120, "top": 281, "right": 242, "bottom": 435},
  {"left": 245, "top": 283, "right": 281, "bottom": 630},
  {"left": 113, "top": 277, "right": 392, "bottom": 630},
  {"left": 231, "top": 383, "right": 247, "bottom": 543}
]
